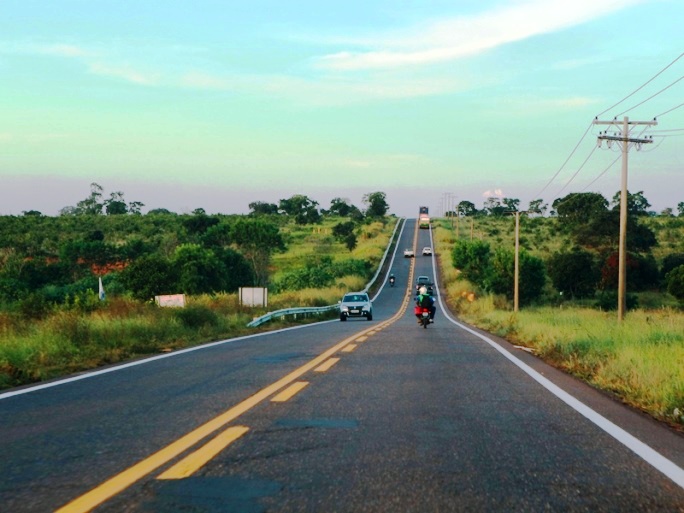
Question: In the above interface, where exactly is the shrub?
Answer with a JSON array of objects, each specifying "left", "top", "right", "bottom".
[
  {"left": 547, "top": 249, "right": 599, "bottom": 298},
  {"left": 600, "top": 252, "right": 660, "bottom": 291},
  {"left": 666, "top": 265, "right": 684, "bottom": 301},
  {"left": 484, "top": 248, "right": 546, "bottom": 305},
  {"left": 120, "top": 254, "right": 178, "bottom": 301},
  {"left": 173, "top": 305, "right": 219, "bottom": 329},
  {"left": 595, "top": 291, "right": 639, "bottom": 311},
  {"left": 661, "top": 254, "right": 684, "bottom": 280},
  {"left": 452, "top": 240, "right": 491, "bottom": 287}
]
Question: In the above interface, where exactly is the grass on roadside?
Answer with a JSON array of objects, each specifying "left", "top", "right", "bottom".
[
  {"left": 0, "top": 220, "right": 395, "bottom": 391},
  {"left": 433, "top": 222, "right": 684, "bottom": 428}
]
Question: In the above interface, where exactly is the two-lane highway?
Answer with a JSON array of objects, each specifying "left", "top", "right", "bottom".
[{"left": 2, "top": 219, "right": 683, "bottom": 512}]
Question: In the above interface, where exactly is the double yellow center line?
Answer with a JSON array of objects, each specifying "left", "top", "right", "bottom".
[
  {"left": 58, "top": 221, "right": 419, "bottom": 512},
  {"left": 57, "top": 323, "right": 402, "bottom": 512}
]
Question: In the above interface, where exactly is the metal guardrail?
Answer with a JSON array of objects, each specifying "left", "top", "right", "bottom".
[
  {"left": 247, "top": 305, "right": 339, "bottom": 328},
  {"left": 247, "top": 218, "right": 405, "bottom": 328}
]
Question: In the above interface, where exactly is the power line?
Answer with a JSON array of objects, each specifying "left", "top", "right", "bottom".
[
  {"left": 655, "top": 103, "right": 684, "bottom": 118},
  {"left": 581, "top": 154, "right": 621, "bottom": 191},
  {"left": 649, "top": 127, "right": 684, "bottom": 132},
  {"left": 553, "top": 146, "right": 598, "bottom": 197},
  {"left": 616, "top": 75, "right": 684, "bottom": 117},
  {"left": 595, "top": 52, "right": 684, "bottom": 117},
  {"left": 532, "top": 122, "right": 593, "bottom": 199}
]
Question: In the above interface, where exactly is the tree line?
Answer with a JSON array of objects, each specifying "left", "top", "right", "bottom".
[
  {"left": 0, "top": 184, "right": 391, "bottom": 315},
  {"left": 451, "top": 191, "right": 684, "bottom": 218},
  {"left": 450, "top": 190, "right": 684, "bottom": 306}
]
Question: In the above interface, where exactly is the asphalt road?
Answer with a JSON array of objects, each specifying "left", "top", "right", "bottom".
[{"left": 1, "top": 219, "right": 683, "bottom": 512}]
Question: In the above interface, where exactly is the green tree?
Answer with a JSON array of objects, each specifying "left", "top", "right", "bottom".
[
  {"left": 553, "top": 192, "right": 609, "bottom": 228},
  {"left": 483, "top": 197, "right": 507, "bottom": 217},
  {"left": 128, "top": 201, "right": 145, "bottom": 215},
  {"left": 363, "top": 191, "right": 389, "bottom": 217},
  {"left": 678, "top": 202, "right": 684, "bottom": 217},
  {"left": 611, "top": 190, "right": 651, "bottom": 216},
  {"left": 147, "top": 208, "right": 175, "bottom": 215},
  {"left": 329, "top": 197, "right": 353, "bottom": 217},
  {"left": 173, "top": 244, "right": 224, "bottom": 295},
  {"left": 666, "top": 265, "right": 684, "bottom": 301},
  {"left": 547, "top": 249, "right": 599, "bottom": 298},
  {"left": 332, "top": 221, "right": 356, "bottom": 241},
  {"left": 104, "top": 191, "right": 128, "bottom": 215},
  {"left": 457, "top": 201, "right": 477, "bottom": 217},
  {"left": 528, "top": 199, "right": 547, "bottom": 216},
  {"left": 229, "top": 218, "right": 285, "bottom": 286},
  {"left": 62, "top": 182, "right": 105, "bottom": 215},
  {"left": 120, "top": 254, "right": 178, "bottom": 300},
  {"left": 214, "top": 247, "right": 254, "bottom": 291},
  {"left": 502, "top": 197, "right": 520, "bottom": 213},
  {"left": 183, "top": 211, "right": 219, "bottom": 236},
  {"left": 249, "top": 201, "right": 279, "bottom": 216},
  {"left": 661, "top": 254, "right": 684, "bottom": 281},
  {"left": 278, "top": 195, "right": 321, "bottom": 224},
  {"left": 451, "top": 240, "right": 491, "bottom": 287}
]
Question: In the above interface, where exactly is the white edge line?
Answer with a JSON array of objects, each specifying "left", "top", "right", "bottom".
[
  {"left": 0, "top": 319, "right": 337, "bottom": 401},
  {"left": 370, "top": 218, "right": 405, "bottom": 303},
  {"left": 427, "top": 226, "right": 684, "bottom": 490}
]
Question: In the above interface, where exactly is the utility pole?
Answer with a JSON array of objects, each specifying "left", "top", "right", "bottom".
[
  {"left": 594, "top": 116, "right": 656, "bottom": 321},
  {"left": 449, "top": 193, "right": 457, "bottom": 230},
  {"left": 514, "top": 211, "right": 520, "bottom": 313}
]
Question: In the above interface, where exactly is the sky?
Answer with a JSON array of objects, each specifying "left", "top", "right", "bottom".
[{"left": 1, "top": 0, "right": 683, "bottom": 218}]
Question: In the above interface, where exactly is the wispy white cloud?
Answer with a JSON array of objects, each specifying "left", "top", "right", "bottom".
[
  {"left": 88, "top": 62, "right": 159, "bottom": 86},
  {"left": 489, "top": 95, "right": 599, "bottom": 113},
  {"left": 316, "top": 0, "right": 646, "bottom": 70},
  {"left": 39, "top": 44, "right": 92, "bottom": 58},
  {"left": 1, "top": 40, "right": 160, "bottom": 86},
  {"left": 180, "top": 70, "right": 469, "bottom": 104}
]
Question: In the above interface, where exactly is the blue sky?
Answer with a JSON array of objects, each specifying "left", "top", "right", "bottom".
[{"left": 1, "top": 0, "right": 682, "bottom": 217}]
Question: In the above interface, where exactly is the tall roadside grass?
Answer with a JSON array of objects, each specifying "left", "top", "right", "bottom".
[
  {"left": 0, "top": 219, "right": 394, "bottom": 391},
  {"left": 0, "top": 295, "right": 254, "bottom": 389},
  {"left": 433, "top": 223, "right": 684, "bottom": 428}
]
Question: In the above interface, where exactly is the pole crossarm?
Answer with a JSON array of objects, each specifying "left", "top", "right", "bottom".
[{"left": 597, "top": 134, "right": 653, "bottom": 144}]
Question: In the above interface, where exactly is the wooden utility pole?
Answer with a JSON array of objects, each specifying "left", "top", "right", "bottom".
[
  {"left": 594, "top": 116, "right": 656, "bottom": 321},
  {"left": 514, "top": 211, "right": 520, "bottom": 313}
]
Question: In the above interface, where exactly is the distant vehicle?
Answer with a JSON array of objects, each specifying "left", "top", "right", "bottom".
[
  {"left": 339, "top": 292, "right": 373, "bottom": 321},
  {"left": 415, "top": 275, "right": 432, "bottom": 290},
  {"left": 403, "top": 248, "right": 415, "bottom": 258},
  {"left": 419, "top": 206, "right": 429, "bottom": 215},
  {"left": 422, "top": 247, "right": 432, "bottom": 256},
  {"left": 419, "top": 213, "right": 430, "bottom": 229}
]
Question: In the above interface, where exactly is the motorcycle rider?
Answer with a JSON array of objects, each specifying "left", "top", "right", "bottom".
[
  {"left": 389, "top": 273, "right": 396, "bottom": 287},
  {"left": 415, "top": 286, "right": 436, "bottom": 323}
]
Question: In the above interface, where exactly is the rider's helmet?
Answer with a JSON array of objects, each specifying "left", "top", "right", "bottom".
[{"left": 419, "top": 286, "right": 427, "bottom": 295}]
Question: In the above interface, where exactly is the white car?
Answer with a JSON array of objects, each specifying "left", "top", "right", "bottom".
[
  {"left": 422, "top": 247, "right": 432, "bottom": 256},
  {"left": 339, "top": 292, "right": 373, "bottom": 321},
  {"left": 403, "top": 248, "right": 415, "bottom": 258}
]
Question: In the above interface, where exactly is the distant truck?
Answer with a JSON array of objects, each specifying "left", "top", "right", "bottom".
[
  {"left": 419, "top": 206, "right": 429, "bottom": 215},
  {"left": 419, "top": 213, "right": 430, "bottom": 229}
]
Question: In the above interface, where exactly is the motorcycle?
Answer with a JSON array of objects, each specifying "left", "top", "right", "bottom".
[
  {"left": 389, "top": 276, "right": 396, "bottom": 287},
  {"left": 414, "top": 306, "right": 431, "bottom": 328}
]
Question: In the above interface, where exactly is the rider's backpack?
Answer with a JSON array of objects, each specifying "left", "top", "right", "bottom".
[{"left": 419, "top": 294, "right": 432, "bottom": 308}]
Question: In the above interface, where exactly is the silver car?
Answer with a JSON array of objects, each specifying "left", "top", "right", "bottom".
[{"left": 339, "top": 292, "right": 373, "bottom": 321}]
